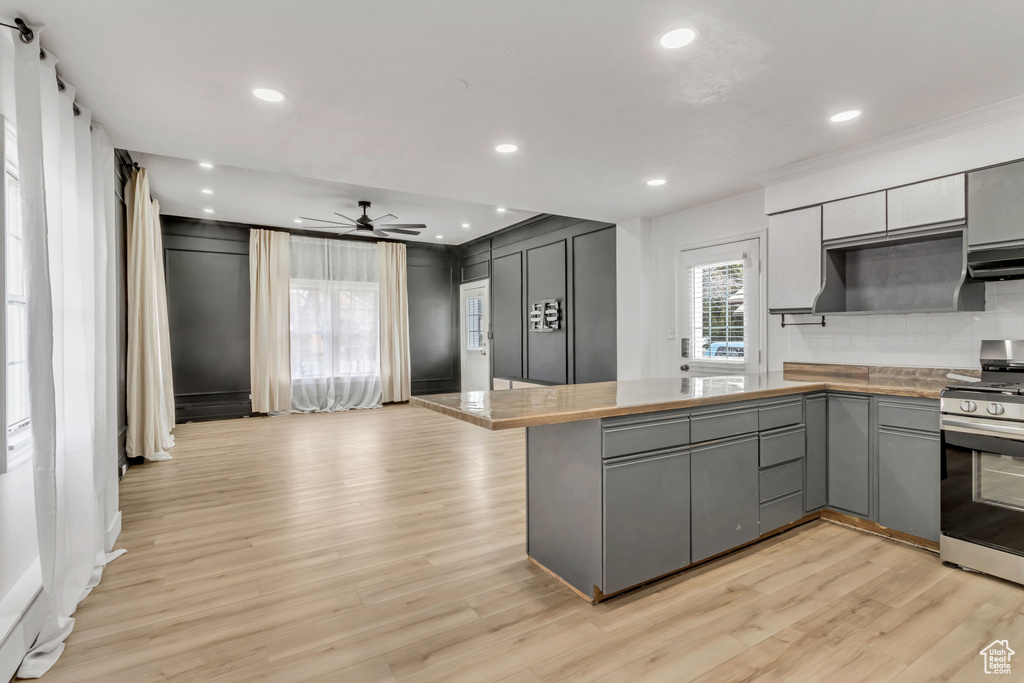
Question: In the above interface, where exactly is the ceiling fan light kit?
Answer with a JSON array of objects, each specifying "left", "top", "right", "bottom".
[{"left": 300, "top": 200, "right": 427, "bottom": 239}]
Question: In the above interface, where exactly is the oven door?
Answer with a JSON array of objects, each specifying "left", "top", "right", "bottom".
[{"left": 942, "top": 417, "right": 1024, "bottom": 555}]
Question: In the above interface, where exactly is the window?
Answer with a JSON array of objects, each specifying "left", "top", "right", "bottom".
[
  {"left": 3, "top": 119, "right": 30, "bottom": 473},
  {"left": 689, "top": 259, "right": 745, "bottom": 361},
  {"left": 289, "top": 281, "right": 380, "bottom": 378},
  {"left": 465, "top": 295, "right": 483, "bottom": 350}
]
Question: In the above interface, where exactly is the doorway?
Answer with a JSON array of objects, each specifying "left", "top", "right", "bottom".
[
  {"left": 678, "top": 238, "right": 761, "bottom": 375},
  {"left": 460, "top": 280, "right": 490, "bottom": 392}
]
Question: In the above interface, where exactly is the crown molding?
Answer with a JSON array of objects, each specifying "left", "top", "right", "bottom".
[{"left": 754, "top": 95, "right": 1024, "bottom": 187}]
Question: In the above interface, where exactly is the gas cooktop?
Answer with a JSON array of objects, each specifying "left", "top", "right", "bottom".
[{"left": 945, "top": 381, "right": 1024, "bottom": 395}]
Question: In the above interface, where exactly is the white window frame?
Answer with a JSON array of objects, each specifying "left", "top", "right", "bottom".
[
  {"left": 289, "top": 277, "right": 381, "bottom": 381},
  {"left": 1, "top": 116, "right": 31, "bottom": 474}
]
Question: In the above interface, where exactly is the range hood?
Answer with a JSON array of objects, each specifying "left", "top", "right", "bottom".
[{"left": 968, "top": 245, "right": 1024, "bottom": 280}]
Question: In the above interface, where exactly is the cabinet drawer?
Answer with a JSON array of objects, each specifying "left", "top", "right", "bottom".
[
  {"left": 759, "top": 399, "right": 803, "bottom": 431},
  {"left": 759, "top": 425, "right": 806, "bottom": 468},
  {"left": 760, "top": 492, "right": 803, "bottom": 533},
  {"left": 690, "top": 406, "right": 759, "bottom": 444},
  {"left": 877, "top": 400, "right": 939, "bottom": 433},
  {"left": 603, "top": 415, "right": 690, "bottom": 459},
  {"left": 760, "top": 460, "right": 803, "bottom": 503}
]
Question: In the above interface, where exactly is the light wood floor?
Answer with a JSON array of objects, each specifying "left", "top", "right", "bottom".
[{"left": 40, "top": 404, "right": 1023, "bottom": 682}]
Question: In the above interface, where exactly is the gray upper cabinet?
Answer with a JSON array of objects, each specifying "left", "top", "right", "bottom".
[
  {"left": 887, "top": 174, "right": 965, "bottom": 231},
  {"left": 822, "top": 191, "right": 886, "bottom": 242},
  {"left": 968, "top": 160, "right": 1024, "bottom": 249},
  {"left": 603, "top": 449, "right": 691, "bottom": 594},
  {"left": 691, "top": 435, "right": 760, "bottom": 562},
  {"left": 768, "top": 206, "right": 822, "bottom": 312},
  {"left": 827, "top": 394, "right": 872, "bottom": 517}
]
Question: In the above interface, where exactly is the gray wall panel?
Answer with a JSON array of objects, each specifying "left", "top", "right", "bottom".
[
  {"left": 526, "top": 240, "right": 568, "bottom": 384},
  {"left": 572, "top": 227, "right": 617, "bottom": 384},
  {"left": 492, "top": 253, "right": 523, "bottom": 379},
  {"left": 407, "top": 263, "right": 456, "bottom": 384}
]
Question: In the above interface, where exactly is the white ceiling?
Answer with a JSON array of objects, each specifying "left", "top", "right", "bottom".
[
  {"left": 131, "top": 152, "right": 537, "bottom": 243},
  {"left": 6, "top": 0, "right": 1024, "bottom": 233}
]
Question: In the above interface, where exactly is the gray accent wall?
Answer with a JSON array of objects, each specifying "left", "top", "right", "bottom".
[
  {"left": 406, "top": 243, "right": 461, "bottom": 395},
  {"left": 458, "top": 214, "right": 617, "bottom": 386}
]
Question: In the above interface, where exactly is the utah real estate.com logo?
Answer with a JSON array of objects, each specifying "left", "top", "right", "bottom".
[{"left": 980, "top": 640, "right": 1014, "bottom": 675}]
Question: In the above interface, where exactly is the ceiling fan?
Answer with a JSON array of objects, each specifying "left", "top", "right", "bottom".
[{"left": 300, "top": 200, "right": 425, "bottom": 238}]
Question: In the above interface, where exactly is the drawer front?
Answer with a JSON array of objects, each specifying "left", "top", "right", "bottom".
[
  {"left": 759, "top": 460, "right": 803, "bottom": 503},
  {"left": 603, "top": 416, "right": 690, "bottom": 459},
  {"left": 760, "top": 492, "right": 803, "bottom": 533},
  {"left": 877, "top": 400, "right": 939, "bottom": 433},
  {"left": 690, "top": 407, "right": 759, "bottom": 444},
  {"left": 759, "top": 399, "right": 803, "bottom": 431},
  {"left": 759, "top": 425, "right": 806, "bottom": 468}
]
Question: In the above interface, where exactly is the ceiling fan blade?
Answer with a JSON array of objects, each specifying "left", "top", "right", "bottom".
[
  {"left": 379, "top": 224, "right": 426, "bottom": 230},
  {"left": 369, "top": 213, "right": 398, "bottom": 225},
  {"left": 379, "top": 228, "right": 421, "bottom": 235},
  {"left": 302, "top": 226, "right": 356, "bottom": 234},
  {"left": 372, "top": 229, "right": 397, "bottom": 239},
  {"left": 300, "top": 216, "right": 356, "bottom": 227},
  {"left": 334, "top": 212, "right": 361, "bottom": 223}
]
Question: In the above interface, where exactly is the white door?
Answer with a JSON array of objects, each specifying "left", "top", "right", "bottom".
[
  {"left": 679, "top": 238, "right": 761, "bottom": 374},
  {"left": 460, "top": 280, "right": 490, "bottom": 392}
]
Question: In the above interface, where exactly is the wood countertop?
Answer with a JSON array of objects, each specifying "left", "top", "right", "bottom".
[{"left": 409, "top": 370, "right": 950, "bottom": 430}]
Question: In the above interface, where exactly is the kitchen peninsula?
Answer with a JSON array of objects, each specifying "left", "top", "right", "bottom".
[{"left": 412, "top": 365, "right": 953, "bottom": 601}]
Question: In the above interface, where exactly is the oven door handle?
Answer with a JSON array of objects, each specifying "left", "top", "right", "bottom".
[{"left": 942, "top": 417, "right": 1024, "bottom": 442}]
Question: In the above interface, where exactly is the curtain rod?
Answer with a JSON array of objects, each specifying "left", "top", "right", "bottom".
[{"left": 0, "top": 17, "right": 33, "bottom": 43}]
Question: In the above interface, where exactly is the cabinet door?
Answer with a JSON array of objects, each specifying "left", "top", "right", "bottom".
[
  {"left": 767, "top": 206, "right": 822, "bottom": 312},
  {"left": 887, "top": 174, "right": 965, "bottom": 231},
  {"left": 804, "top": 394, "right": 828, "bottom": 511},
  {"left": 603, "top": 450, "right": 690, "bottom": 594},
  {"left": 691, "top": 435, "right": 759, "bottom": 562},
  {"left": 822, "top": 191, "right": 886, "bottom": 242},
  {"left": 968, "top": 160, "right": 1024, "bottom": 249},
  {"left": 827, "top": 394, "right": 871, "bottom": 517},
  {"left": 878, "top": 427, "right": 940, "bottom": 542}
]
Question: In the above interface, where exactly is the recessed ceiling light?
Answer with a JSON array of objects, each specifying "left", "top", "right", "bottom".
[
  {"left": 461, "top": 223, "right": 470, "bottom": 228},
  {"left": 647, "top": 178, "right": 667, "bottom": 186},
  {"left": 294, "top": 219, "right": 302, "bottom": 224},
  {"left": 495, "top": 143, "right": 518, "bottom": 153},
  {"left": 252, "top": 87, "right": 286, "bottom": 103},
  {"left": 496, "top": 207, "right": 507, "bottom": 213},
  {"left": 203, "top": 208, "right": 214, "bottom": 213},
  {"left": 199, "top": 162, "right": 213, "bottom": 169},
  {"left": 436, "top": 235, "right": 444, "bottom": 240},
  {"left": 201, "top": 188, "right": 213, "bottom": 194},
  {"left": 660, "top": 28, "right": 698, "bottom": 49},
  {"left": 830, "top": 109, "right": 861, "bottom": 123}
]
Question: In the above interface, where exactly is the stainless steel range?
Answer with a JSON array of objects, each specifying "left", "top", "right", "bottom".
[{"left": 941, "top": 340, "right": 1024, "bottom": 584}]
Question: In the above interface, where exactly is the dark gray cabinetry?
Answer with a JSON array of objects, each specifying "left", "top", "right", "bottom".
[
  {"left": 968, "top": 160, "right": 1024, "bottom": 249},
  {"left": 691, "top": 435, "right": 760, "bottom": 562},
  {"left": 878, "top": 427, "right": 941, "bottom": 542},
  {"left": 827, "top": 394, "right": 872, "bottom": 517},
  {"left": 603, "top": 450, "right": 691, "bottom": 594},
  {"left": 804, "top": 394, "right": 828, "bottom": 511}
]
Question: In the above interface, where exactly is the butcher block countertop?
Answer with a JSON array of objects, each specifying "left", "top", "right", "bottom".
[{"left": 409, "top": 364, "right": 956, "bottom": 431}]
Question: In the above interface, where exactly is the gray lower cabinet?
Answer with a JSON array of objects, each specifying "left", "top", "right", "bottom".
[
  {"left": 603, "top": 449, "right": 690, "bottom": 594},
  {"left": 804, "top": 394, "right": 828, "bottom": 511},
  {"left": 827, "top": 394, "right": 872, "bottom": 517},
  {"left": 878, "top": 426, "right": 941, "bottom": 542},
  {"left": 691, "top": 434, "right": 760, "bottom": 563}
]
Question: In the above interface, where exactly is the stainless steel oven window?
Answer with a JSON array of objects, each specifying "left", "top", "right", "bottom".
[{"left": 974, "top": 451, "right": 1024, "bottom": 512}]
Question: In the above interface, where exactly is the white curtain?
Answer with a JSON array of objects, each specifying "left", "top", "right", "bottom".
[
  {"left": 125, "top": 168, "right": 175, "bottom": 460},
  {"left": 13, "top": 34, "right": 124, "bottom": 678},
  {"left": 289, "top": 236, "right": 382, "bottom": 411},
  {"left": 249, "top": 229, "right": 291, "bottom": 413},
  {"left": 378, "top": 242, "right": 411, "bottom": 403}
]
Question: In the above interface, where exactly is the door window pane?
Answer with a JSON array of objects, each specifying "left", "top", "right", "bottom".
[{"left": 690, "top": 260, "right": 744, "bottom": 360}]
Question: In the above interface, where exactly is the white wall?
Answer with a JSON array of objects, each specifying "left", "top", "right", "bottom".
[
  {"left": 641, "top": 189, "right": 768, "bottom": 379},
  {"left": 615, "top": 218, "right": 652, "bottom": 380}
]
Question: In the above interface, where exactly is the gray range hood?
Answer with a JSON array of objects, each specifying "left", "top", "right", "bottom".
[{"left": 968, "top": 245, "right": 1024, "bottom": 281}]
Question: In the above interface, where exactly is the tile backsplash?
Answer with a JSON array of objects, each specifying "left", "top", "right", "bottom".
[{"left": 774, "top": 280, "right": 1024, "bottom": 369}]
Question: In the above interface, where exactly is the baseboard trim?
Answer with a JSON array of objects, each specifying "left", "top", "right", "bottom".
[
  {"left": 0, "top": 559, "right": 44, "bottom": 682},
  {"left": 105, "top": 510, "right": 122, "bottom": 552},
  {"left": 820, "top": 509, "right": 939, "bottom": 552}
]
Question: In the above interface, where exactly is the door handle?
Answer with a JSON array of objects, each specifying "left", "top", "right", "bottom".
[{"left": 481, "top": 350, "right": 487, "bottom": 356}]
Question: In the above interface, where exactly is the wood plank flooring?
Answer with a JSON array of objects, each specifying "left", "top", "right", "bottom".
[{"left": 39, "top": 404, "right": 1024, "bottom": 682}]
